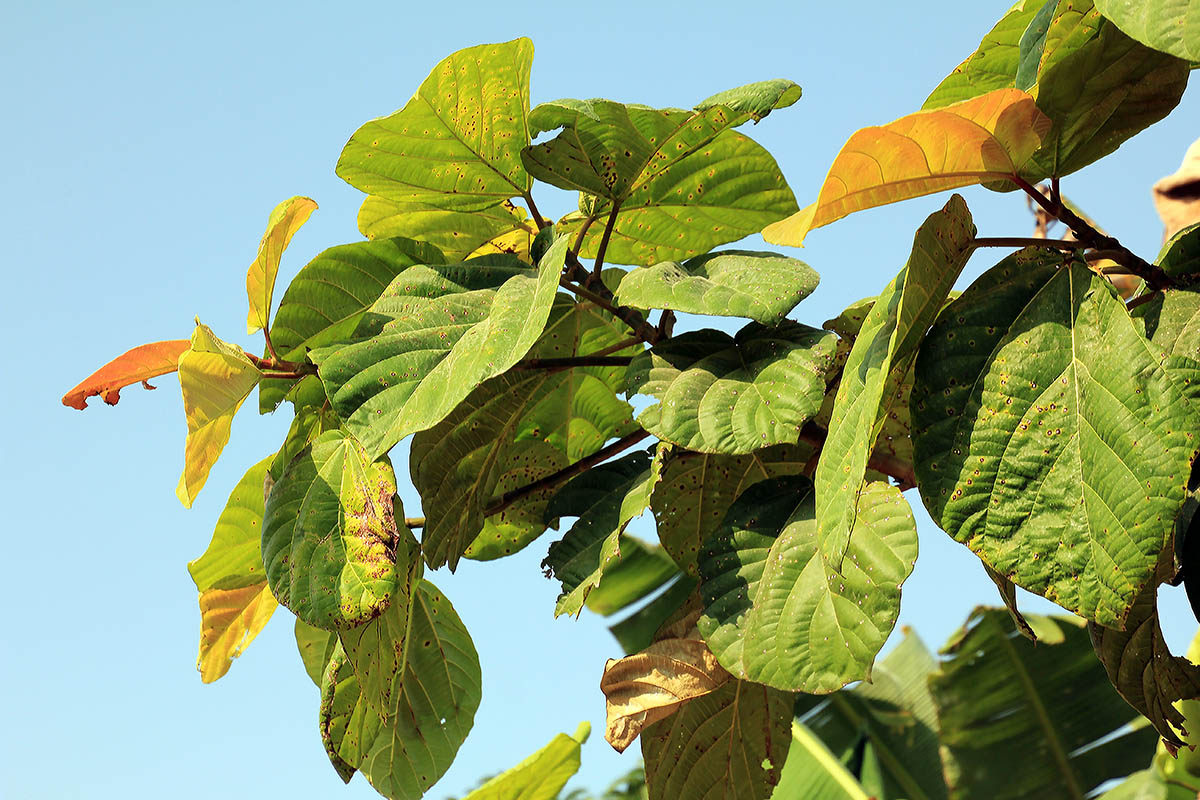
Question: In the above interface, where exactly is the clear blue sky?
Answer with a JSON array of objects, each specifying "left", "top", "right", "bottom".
[{"left": 4, "top": 2, "right": 1197, "bottom": 797}]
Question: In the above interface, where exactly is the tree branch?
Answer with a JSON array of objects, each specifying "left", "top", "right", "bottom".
[
  {"left": 523, "top": 191, "right": 548, "bottom": 231},
  {"left": 403, "top": 517, "right": 424, "bottom": 529},
  {"left": 592, "top": 201, "right": 621, "bottom": 283},
  {"left": 558, "top": 272, "right": 660, "bottom": 344},
  {"left": 510, "top": 355, "right": 634, "bottom": 371},
  {"left": 973, "top": 237, "right": 1083, "bottom": 251}
]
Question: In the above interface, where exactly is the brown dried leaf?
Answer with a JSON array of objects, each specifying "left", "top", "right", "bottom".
[
  {"left": 62, "top": 340, "right": 190, "bottom": 410},
  {"left": 1154, "top": 138, "right": 1200, "bottom": 241}
]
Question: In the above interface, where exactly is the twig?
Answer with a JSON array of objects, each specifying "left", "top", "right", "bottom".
[
  {"left": 798, "top": 422, "right": 917, "bottom": 490},
  {"left": 592, "top": 201, "right": 622, "bottom": 283},
  {"left": 404, "top": 517, "right": 424, "bottom": 529},
  {"left": 523, "top": 191, "right": 548, "bottom": 231},
  {"left": 558, "top": 274, "right": 660, "bottom": 343},
  {"left": 510, "top": 355, "right": 634, "bottom": 371},
  {"left": 571, "top": 215, "right": 597, "bottom": 257},
  {"left": 973, "top": 237, "right": 1082, "bottom": 251},
  {"left": 262, "top": 327, "right": 280, "bottom": 362}
]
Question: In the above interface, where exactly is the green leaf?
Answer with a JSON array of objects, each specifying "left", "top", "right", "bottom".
[
  {"left": 318, "top": 642, "right": 360, "bottom": 784},
  {"left": 260, "top": 236, "right": 446, "bottom": 412},
  {"left": 627, "top": 321, "right": 836, "bottom": 455},
  {"left": 267, "top": 404, "right": 340, "bottom": 483},
  {"left": 615, "top": 250, "right": 819, "bottom": 326},
  {"left": 314, "top": 239, "right": 565, "bottom": 459},
  {"left": 357, "top": 198, "right": 537, "bottom": 262},
  {"left": 176, "top": 322, "right": 263, "bottom": 508},
  {"left": 187, "top": 456, "right": 277, "bottom": 683},
  {"left": 329, "top": 579, "right": 482, "bottom": 799},
  {"left": 650, "top": 443, "right": 813, "bottom": 576},
  {"left": 462, "top": 722, "right": 590, "bottom": 800},
  {"left": 608, "top": 576, "right": 698, "bottom": 654},
  {"left": 262, "top": 430, "right": 405, "bottom": 629},
  {"left": 932, "top": 608, "right": 1158, "bottom": 800},
  {"left": 698, "top": 475, "right": 918, "bottom": 693},
  {"left": 1094, "top": 0, "right": 1200, "bottom": 61},
  {"left": 816, "top": 195, "right": 975, "bottom": 568},
  {"left": 641, "top": 678, "right": 793, "bottom": 800},
  {"left": 1156, "top": 222, "right": 1200, "bottom": 278},
  {"left": 295, "top": 618, "right": 337, "bottom": 688},
  {"left": 769, "top": 722, "right": 872, "bottom": 800},
  {"left": 542, "top": 450, "right": 659, "bottom": 617},
  {"left": 553, "top": 127, "right": 798, "bottom": 266},
  {"left": 246, "top": 196, "right": 317, "bottom": 335},
  {"left": 1016, "top": 1, "right": 1059, "bottom": 90},
  {"left": 583, "top": 537, "right": 679, "bottom": 617},
  {"left": 911, "top": 251, "right": 1200, "bottom": 626},
  {"left": 337, "top": 39, "right": 533, "bottom": 212}
]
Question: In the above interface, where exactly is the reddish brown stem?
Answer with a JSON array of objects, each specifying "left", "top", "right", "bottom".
[{"left": 798, "top": 422, "right": 917, "bottom": 491}]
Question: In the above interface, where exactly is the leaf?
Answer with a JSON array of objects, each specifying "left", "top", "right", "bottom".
[
  {"left": 542, "top": 451, "right": 658, "bottom": 617},
  {"left": 608, "top": 576, "right": 698, "bottom": 655},
  {"left": 816, "top": 195, "right": 976, "bottom": 568},
  {"left": 62, "top": 339, "right": 189, "bottom": 410},
  {"left": 187, "top": 456, "right": 276, "bottom": 682},
  {"left": 1156, "top": 222, "right": 1200, "bottom": 279},
  {"left": 295, "top": 618, "right": 337, "bottom": 687},
  {"left": 911, "top": 251, "right": 1200, "bottom": 626},
  {"left": 246, "top": 195, "right": 317, "bottom": 335},
  {"left": 762, "top": 91, "right": 1047, "bottom": 245},
  {"left": 267, "top": 404, "right": 340, "bottom": 482},
  {"left": 641, "top": 678, "right": 793, "bottom": 800},
  {"left": 260, "top": 236, "right": 446, "bottom": 412},
  {"left": 337, "top": 39, "right": 533, "bottom": 213},
  {"left": 932, "top": 608, "right": 1158, "bottom": 799},
  {"left": 1094, "top": 0, "right": 1200, "bottom": 61},
  {"left": 333, "top": 579, "right": 482, "bottom": 799},
  {"left": 615, "top": 250, "right": 819, "bottom": 326},
  {"left": 627, "top": 321, "right": 837, "bottom": 455},
  {"left": 357, "top": 198, "right": 537, "bottom": 261},
  {"left": 461, "top": 722, "right": 591, "bottom": 800},
  {"left": 175, "top": 323, "right": 263, "bottom": 508},
  {"left": 1089, "top": 555, "right": 1200, "bottom": 751},
  {"left": 583, "top": 538, "right": 679, "bottom": 617},
  {"left": 650, "top": 443, "right": 812, "bottom": 576},
  {"left": 984, "top": 564, "right": 1038, "bottom": 641},
  {"left": 318, "top": 642, "right": 360, "bottom": 784},
  {"left": 769, "top": 722, "right": 872, "bottom": 800},
  {"left": 601, "top": 633, "right": 731, "bottom": 752},
  {"left": 313, "top": 239, "right": 565, "bottom": 459},
  {"left": 1154, "top": 141, "right": 1200, "bottom": 241},
  {"left": 698, "top": 475, "right": 918, "bottom": 693},
  {"left": 261, "top": 430, "right": 405, "bottom": 629},
  {"left": 555, "top": 125, "right": 798, "bottom": 266}
]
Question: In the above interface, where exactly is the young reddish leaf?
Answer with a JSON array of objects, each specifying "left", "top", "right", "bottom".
[
  {"left": 763, "top": 89, "right": 1049, "bottom": 246},
  {"left": 246, "top": 196, "right": 317, "bottom": 335},
  {"left": 61, "top": 340, "right": 190, "bottom": 410}
]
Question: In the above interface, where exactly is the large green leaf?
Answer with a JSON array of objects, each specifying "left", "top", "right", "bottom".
[
  {"left": 357, "top": 198, "right": 536, "bottom": 262},
  {"left": 260, "top": 236, "right": 446, "bottom": 412},
  {"left": 337, "top": 39, "right": 533, "bottom": 212},
  {"left": 627, "top": 321, "right": 836, "bottom": 455},
  {"left": 816, "top": 195, "right": 975, "bottom": 568},
  {"left": 553, "top": 128, "right": 798, "bottom": 266},
  {"left": 313, "top": 239, "right": 564, "bottom": 459},
  {"left": 932, "top": 609, "right": 1157, "bottom": 800},
  {"left": 261, "top": 430, "right": 405, "bottom": 629},
  {"left": 925, "top": 2, "right": 1050, "bottom": 107},
  {"left": 649, "top": 443, "right": 812, "bottom": 576},
  {"left": 582, "top": 537, "right": 679, "bottom": 617},
  {"left": 187, "top": 456, "right": 277, "bottom": 683},
  {"left": 461, "top": 722, "right": 590, "bottom": 800},
  {"left": 641, "top": 678, "right": 793, "bottom": 800},
  {"left": 769, "top": 722, "right": 872, "bottom": 800},
  {"left": 411, "top": 297, "right": 637, "bottom": 570},
  {"left": 1094, "top": 0, "right": 1200, "bottom": 61},
  {"left": 615, "top": 250, "right": 819, "bottom": 326},
  {"left": 329, "top": 579, "right": 482, "bottom": 799},
  {"left": 911, "top": 252, "right": 1200, "bottom": 626},
  {"left": 697, "top": 475, "right": 918, "bottom": 693}
]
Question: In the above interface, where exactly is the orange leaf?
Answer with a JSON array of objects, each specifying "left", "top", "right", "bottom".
[
  {"left": 62, "top": 340, "right": 190, "bottom": 410},
  {"left": 764, "top": 89, "right": 1050, "bottom": 246}
]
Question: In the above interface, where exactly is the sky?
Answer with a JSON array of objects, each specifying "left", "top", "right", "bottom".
[{"left": 3, "top": 2, "right": 1198, "bottom": 798}]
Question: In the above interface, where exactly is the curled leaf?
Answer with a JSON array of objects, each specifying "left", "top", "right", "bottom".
[
  {"left": 246, "top": 196, "right": 317, "bottom": 335},
  {"left": 62, "top": 340, "right": 189, "bottom": 409}
]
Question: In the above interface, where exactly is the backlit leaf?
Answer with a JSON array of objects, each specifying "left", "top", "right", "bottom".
[
  {"left": 911, "top": 251, "right": 1200, "bottom": 627},
  {"left": 187, "top": 456, "right": 276, "bottom": 682},
  {"left": 357, "top": 198, "right": 537, "bottom": 262},
  {"left": 763, "top": 91, "right": 1045, "bottom": 245},
  {"left": 246, "top": 196, "right": 317, "bottom": 335},
  {"left": 616, "top": 250, "right": 819, "bottom": 326},
  {"left": 462, "top": 722, "right": 590, "bottom": 800},
  {"left": 583, "top": 536, "right": 679, "bottom": 617},
  {"left": 816, "top": 195, "right": 975, "bottom": 568},
  {"left": 337, "top": 39, "right": 533, "bottom": 212},
  {"left": 698, "top": 476, "right": 918, "bottom": 693},
  {"left": 770, "top": 722, "right": 872, "bottom": 800},
  {"left": 62, "top": 339, "right": 189, "bottom": 410},
  {"left": 176, "top": 323, "right": 263, "bottom": 508},
  {"left": 262, "top": 430, "right": 404, "bottom": 629},
  {"left": 626, "top": 321, "right": 837, "bottom": 455},
  {"left": 1156, "top": 223, "right": 1200, "bottom": 279},
  {"left": 1094, "top": 0, "right": 1200, "bottom": 61},
  {"left": 296, "top": 618, "right": 337, "bottom": 687}
]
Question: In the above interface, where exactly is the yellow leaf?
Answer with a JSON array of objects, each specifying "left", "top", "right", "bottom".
[
  {"left": 764, "top": 89, "right": 1049, "bottom": 246},
  {"left": 466, "top": 216, "right": 542, "bottom": 262},
  {"left": 175, "top": 323, "right": 262, "bottom": 507},
  {"left": 600, "top": 632, "right": 730, "bottom": 753},
  {"left": 196, "top": 581, "right": 278, "bottom": 683},
  {"left": 246, "top": 196, "right": 318, "bottom": 334}
]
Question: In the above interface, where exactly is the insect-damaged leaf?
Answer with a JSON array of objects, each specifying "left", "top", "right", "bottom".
[
  {"left": 313, "top": 239, "right": 564, "bottom": 460},
  {"left": 262, "top": 430, "right": 405, "bottom": 630},
  {"left": 176, "top": 323, "right": 263, "bottom": 508},
  {"left": 911, "top": 252, "right": 1200, "bottom": 627},
  {"left": 337, "top": 39, "right": 533, "bottom": 212},
  {"left": 626, "top": 321, "right": 836, "bottom": 455},
  {"left": 762, "top": 90, "right": 1047, "bottom": 246},
  {"left": 616, "top": 250, "right": 819, "bottom": 326},
  {"left": 246, "top": 195, "right": 317, "bottom": 335},
  {"left": 698, "top": 476, "right": 917, "bottom": 693},
  {"left": 460, "top": 722, "right": 590, "bottom": 800},
  {"left": 62, "top": 339, "right": 189, "bottom": 410},
  {"left": 187, "top": 456, "right": 277, "bottom": 682}
]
